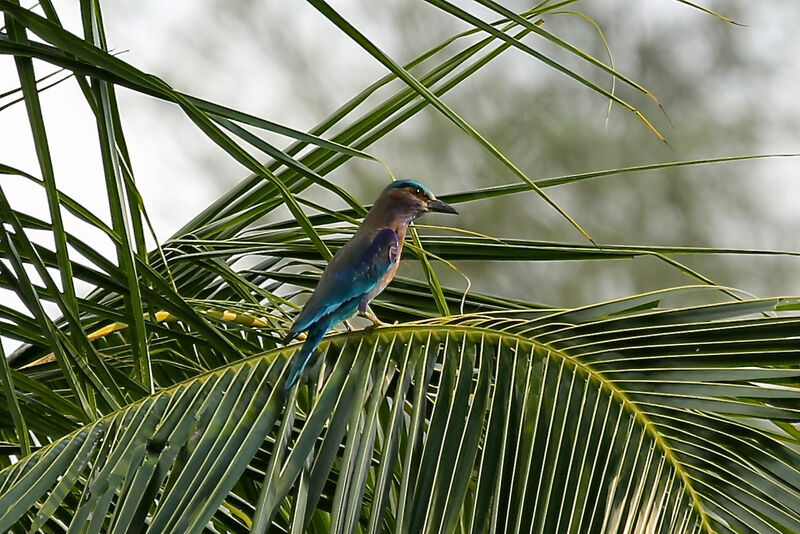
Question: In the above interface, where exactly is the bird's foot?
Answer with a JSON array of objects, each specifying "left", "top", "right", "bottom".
[{"left": 360, "top": 309, "right": 390, "bottom": 328}]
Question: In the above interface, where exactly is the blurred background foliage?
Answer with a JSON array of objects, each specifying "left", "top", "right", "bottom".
[{"left": 96, "top": 0, "right": 800, "bottom": 307}]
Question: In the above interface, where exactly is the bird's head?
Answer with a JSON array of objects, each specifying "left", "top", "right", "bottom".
[{"left": 376, "top": 180, "right": 458, "bottom": 222}]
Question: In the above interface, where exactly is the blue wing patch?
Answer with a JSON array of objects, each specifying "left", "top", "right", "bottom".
[
  {"left": 284, "top": 228, "right": 399, "bottom": 388},
  {"left": 343, "top": 228, "right": 398, "bottom": 292},
  {"left": 286, "top": 228, "right": 399, "bottom": 342}
]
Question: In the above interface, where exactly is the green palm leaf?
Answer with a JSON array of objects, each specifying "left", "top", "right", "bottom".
[{"left": 2, "top": 294, "right": 799, "bottom": 533}]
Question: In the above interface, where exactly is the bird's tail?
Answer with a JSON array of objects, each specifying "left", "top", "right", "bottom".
[{"left": 285, "top": 325, "right": 326, "bottom": 390}]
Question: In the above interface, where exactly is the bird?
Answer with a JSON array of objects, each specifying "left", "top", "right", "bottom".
[{"left": 283, "top": 180, "right": 458, "bottom": 389}]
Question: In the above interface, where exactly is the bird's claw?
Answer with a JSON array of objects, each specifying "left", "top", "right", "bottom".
[{"left": 360, "top": 309, "right": 390, "bottom": 328}]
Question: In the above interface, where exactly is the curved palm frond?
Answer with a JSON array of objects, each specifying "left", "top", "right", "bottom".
[{"left": 1, "top": 292, "right": 799, "bottom": 533}]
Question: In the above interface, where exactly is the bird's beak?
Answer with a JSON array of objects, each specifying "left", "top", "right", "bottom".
[{"left": 427, "top": 198, "right": 458, "bottom": 214}]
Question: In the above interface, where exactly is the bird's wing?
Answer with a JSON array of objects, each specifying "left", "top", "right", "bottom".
[
  {"left": 345, "top": 228, "right": 399, "bottom": 294},
  {"left": 287, "top": 228, "right": 398, "bottom": 338}
]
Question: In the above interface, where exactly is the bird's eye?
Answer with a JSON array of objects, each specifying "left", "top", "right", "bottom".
[{"left": 412, "top": 187, "right": 422, "bottom": 196}]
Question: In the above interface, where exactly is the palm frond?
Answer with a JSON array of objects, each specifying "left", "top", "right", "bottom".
[{"left": 1, "top": 294, "right": 799, "bottom": 532}]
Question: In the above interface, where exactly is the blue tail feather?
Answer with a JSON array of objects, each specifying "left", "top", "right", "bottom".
[
  {"left": 284, "top": 296, "right": 361, "bottom": 390},
  {"left": 285, "top": 325, "right": 326, "bottom": 389}
]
